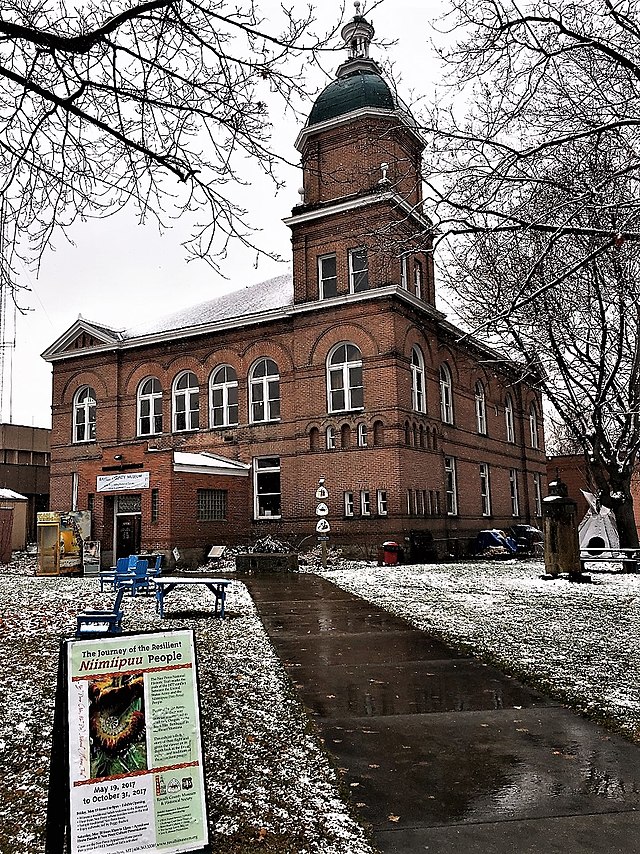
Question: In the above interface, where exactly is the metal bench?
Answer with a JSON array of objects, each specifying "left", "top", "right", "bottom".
[
  {"left": 580, "top": 547, "right": 640, "bottom": 572},
  {"left": 76, "top": 587, "right": 126, "bottom": 636}
]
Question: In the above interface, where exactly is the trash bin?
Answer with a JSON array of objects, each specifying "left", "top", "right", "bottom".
[{"left": 381, "top": 541, "right": 401, "bottom": 566}]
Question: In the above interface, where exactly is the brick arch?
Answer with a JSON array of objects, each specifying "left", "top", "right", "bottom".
[
  {"left": 123, "top": 362, "right": 169, "bottom": 397},
  {"left": 203, "top": 349, "right": 243, "bottom": 381},
  {"left": 437, "top": 346, "right": 460, "bottom": 384},
  {"left": 307, "top": 322, "right": 379, "bottom": 367},
  {"left": 401, "top": 326, "right": 435, "bottom": 365},
  {"left": 240, "top": 340, "right": 294, "bottom": 374},
  {"left": 164, "top": 356, "right": 207, "bottom": 387},
  {"left": 61, "top": 370, "right": 108, "bottom": 404}
]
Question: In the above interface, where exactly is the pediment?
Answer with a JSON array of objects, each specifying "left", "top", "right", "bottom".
[{"left": 41, "top": 317, "right": 124, "bottom": 361}]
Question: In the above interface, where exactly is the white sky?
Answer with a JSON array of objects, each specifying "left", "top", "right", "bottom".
[{"left": 8, "top": 0, "right": 448, "bottom": 428}]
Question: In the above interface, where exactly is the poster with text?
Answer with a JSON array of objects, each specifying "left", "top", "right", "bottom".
[{"left": 66, "top": 630, "right": 208, "bottom": 854}]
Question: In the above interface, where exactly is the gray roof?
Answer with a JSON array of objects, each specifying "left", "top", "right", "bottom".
[{"left": 123, "top": 273, "right": 294, "bottom": 340}]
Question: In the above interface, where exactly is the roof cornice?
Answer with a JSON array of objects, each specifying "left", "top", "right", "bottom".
[
  {"left": 295, "top": 106, "right": 425, "bottom": 152},
  {"left": 283, "top": 190, "right": 432, "bottom": 232}
]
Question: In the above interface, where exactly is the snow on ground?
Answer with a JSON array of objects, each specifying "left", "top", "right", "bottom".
[
  {"left": 0, "top": 556, "right": 373, "bottom": 854},
  {"left": 317, "top": 559, "right": 640, "bottom": 741}
]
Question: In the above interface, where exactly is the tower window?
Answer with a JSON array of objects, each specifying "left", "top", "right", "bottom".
[
  {"left": 73, "top": 386, "right": 97, "bottom": 443},
  {"left": 318, "top": 254, "right": 338, "bottom": 299},
  {"left": 349, "top": 248, "right": 369, "bottom": 293}
]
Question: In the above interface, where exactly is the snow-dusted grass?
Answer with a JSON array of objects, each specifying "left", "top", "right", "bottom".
[
  {"left": 317, "top": 560, "right": 640, "bottom": 741},
  {"left": 0, "top": 559, "right": 373, "bottom": 854}
]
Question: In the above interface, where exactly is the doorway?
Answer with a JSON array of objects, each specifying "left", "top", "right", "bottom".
[{"left": 115, "top": 494, "right": 142, "bottom": 559}]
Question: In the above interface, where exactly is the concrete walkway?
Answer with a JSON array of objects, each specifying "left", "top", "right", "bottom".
[{"left": 243, "top": 571, "right": 640, "bottom": 854}]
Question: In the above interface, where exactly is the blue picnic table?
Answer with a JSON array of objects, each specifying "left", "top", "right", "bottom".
[{"left": 154, "top": 576, "right": 231, "bottom": 618}]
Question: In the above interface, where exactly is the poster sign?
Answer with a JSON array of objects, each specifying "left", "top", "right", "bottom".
[
  {"left": 97, "top": 472, "right": 150, "bottom": 493},
  {"left": 66, "top": 630, "right": 208, "bottom": 854},
  {"left": 61, "top": 512, "right": 92, "bottom": 570}
]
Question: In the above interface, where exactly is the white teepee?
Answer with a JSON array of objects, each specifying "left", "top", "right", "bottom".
[{"left": 578, "top": 490, "right": 619, "bottom": 552}]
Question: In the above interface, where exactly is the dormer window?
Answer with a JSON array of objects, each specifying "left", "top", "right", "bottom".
[
  {"left": 318, "top": 254, "right": 338, "bottom": 299},
  {"left": 349, "top": 248, "right": 369, "bottom": 293}
]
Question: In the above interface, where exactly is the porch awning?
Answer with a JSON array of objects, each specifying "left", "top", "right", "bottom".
[{"left": 172, "top": 452, "right": 250, "bottom": 477}]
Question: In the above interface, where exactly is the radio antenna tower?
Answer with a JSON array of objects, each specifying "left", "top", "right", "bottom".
[{"left": 0, "top": 200, "right": 16, "bottom": 423}]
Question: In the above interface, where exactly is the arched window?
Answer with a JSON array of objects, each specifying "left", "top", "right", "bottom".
[
  {"left": 326, "top": 426, "right": 336, "bottom": 449},
  {"left": 327, "top": 343, "right": 363, "bottom": 412},
  {"left": 432, "top": 427, "right": 438, "bottom": 451},
  {"left": 340, "top": 423, "right": 351, "bottom": 448},
  {"left": 439, "top": 364, "right": 454, "bottom": 424},
  {"left": 475, "top": 381, "right": 487, "bottom": 435},
  {"left": 412, "top": 423, "right": 419, "bottom": 446},
  {"left": 309, "top": 427, "right": 320, "bottom": 451},
  {"left": 210, "top": 365, "right": 238, "bottom": 427},
  {"left": 250, "top": 358, "right": 280, "bottom": 423},
  {"left": 357, "top": 423, "right": 368, "bottom": 447},
  {"left": 173, "top": 371, "right": 199, "bottom": 432},
  {"left": 419, "top": 424, "right": 425, "bottom": 448},
  {"left": 373, "top": 420, "right": 384, "bottom": 446},
  {"left": 137, "top": 377, "right": 163, "bottom": 436},
  {"left": 73, "top": 386, "right": 96, "bottom": 443},
  {"left": 411, "top": 346, "right": 426, "bottom": 412},
  {"left": 529, "top": 402, "right": 540, "bottom": 449},
  {"left": 505, "top": 394, "right": 515, "bottom": 443},
  {"left": 405, "top": 421, "right": 411, "bottom": 445}
]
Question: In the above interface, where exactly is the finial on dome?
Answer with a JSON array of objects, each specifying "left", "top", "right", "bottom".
[
  {"left": 337, "top": 5, "right": 378, "bottom": 78},
  {"left": 354, "top": 1, "right": 361, "bottom": 13}
]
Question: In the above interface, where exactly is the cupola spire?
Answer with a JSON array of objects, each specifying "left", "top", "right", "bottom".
[{"left": 336, "top": 4, "right": 381, "bottom": 78}]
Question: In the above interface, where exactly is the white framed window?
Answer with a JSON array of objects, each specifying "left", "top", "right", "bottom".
[
  {"left": 137, "top": 377, "right": 163, "bottom": 436},
  {"left": 326, "top": 426, "right": 336, "bottom": 449},
  {"left": 254, "top": 457, "right": 281, "bottom": 519},
  {"left": 475, "top": 381, "right": 487, "bottom": 435},
  {"left": 377, "top": 489, "right": 388, "bottom": 516},
  {"left": 411, "top": 346, "right": 426, "bottom": 413},
  {"left": 505, "top": 394, "right": 515, "bottom": 443},
  {"left": 439, "top": 364, "right": 454, "bottom": 424},
  {"left": 416, "top": 489, "right": 424, "bottom": 515},
  {"left": 210, "top": 365, "right": 238, "bottom": 427},
  {"left": 173, "top": 371, "right": 200, "bottom": 432},
  {"left": 327, "top": 343, "right": 363, "bottom": 412},
  {"left": 479, "top": 463, "right": 491, "bottom": 516},
  {"left": 533, "top": 472, "right": 543, "bottom": 517},
  {"left": 414, "top": 259, "right": 423, "bottom": 300},
  {"left": 426, "top": 490, "right": 433, "bottom": 515},
  {"left": 71, "top": 472, "right": 79, "bottom": 511},
  {"left": 250, "top": 358, "right": 280, "bottom": 423},
  {"left": 318, "top": 253, "right": 338, "bottom": 299},
  {"left": 529, "top": 403, "right": 540, "bottom": 449},
  {"left": 406, "top": 489, "right": 413, "bottom": 515},
  {"left": 400, "top": 255, "right": 409, "bottom": 289},
  {"left": 357, "top": 423, "right": 368, "bottom": 447},
  {"left": 349, "top": 247, "right": 369, "bottom": 293},
  {"left": 434, "top": 490, "right": 441, "bottom": 515},
  {"left": 73, "top": 386, "right": 97, "bottom": 443},
  {"left": 445, "top": 456, "right": 458, "bottom": 515},
  {"left": 344, "top": 491, "right": 355, "bottom": 517},
  {"left": 509, "top": 468, "right": 520, "bottom": 516},
  {"left": 360, "top": 490, "right": 371, "bottom": 516}
]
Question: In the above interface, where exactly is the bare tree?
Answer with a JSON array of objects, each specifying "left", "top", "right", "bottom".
[{"left": 0, "top": 0, "right": 351, "bottom": 293}]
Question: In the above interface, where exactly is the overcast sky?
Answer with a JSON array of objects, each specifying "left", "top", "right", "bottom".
[{"left": 9, "top": 0, "right": 447, "bottom": 428}]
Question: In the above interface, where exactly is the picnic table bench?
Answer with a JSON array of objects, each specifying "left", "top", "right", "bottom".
[
  {"left": 154, "top": 576, "right": 231, "bottom": 619},
  {"left": 76, "top": 587, "right": 126, "bottom": 636},
  {"left": 580, "top": 547, "right": 640, "bottom": 572}
]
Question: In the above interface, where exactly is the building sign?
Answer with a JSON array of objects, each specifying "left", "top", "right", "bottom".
[
  {"left": 97, "top": 472, "right": 150, "bottom": 493},
  {"left": 66, "top": 629, "right": 208, "bottom": 854}
]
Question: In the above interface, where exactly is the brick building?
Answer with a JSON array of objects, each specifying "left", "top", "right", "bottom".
[
  {"left": 0, "top": 424, "right": 50, "bottom": 540},
  {"left": 42, "top": 12, "right": 546, "bottom": 566}
]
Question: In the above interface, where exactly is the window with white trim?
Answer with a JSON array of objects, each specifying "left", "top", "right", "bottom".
[
  {"left": 414, "top": 259, "right": 423, "bottom": 300},
  {"left": 357, "top": 423, "right": 368, "bottom": 447},
  {"left": 529, "top": 403, "right": 540, "bottom": 449},
  {"left": 445, "top": 456, "right": 458, "bottom": 515},
  {"left": 71, "top": 472, "right": 79, "bottom": 511},
  {"left": 326, "top": 426, "right": 336, "bottom": 449},
  {"left": 254, "top": 457, "right": 281, "bottom": 519},
  {"left": 475, "top": 381, "right": 487, "bottom": 435},
  {"left": 318, "top": 253, "right": 338, "bottom": 299},
  {"left": 509, "top": 468, "right": 520, "bottom": 516},
  {"left": 533, "top": 472, "right": 543, "bottom": 517},
  {"left": 137, "top": 377, "right": 163, "bottom": 436},
  {"left": 411, "top": 346, "right": 426, "bottom": 412},
  {"left": 197, "top": 489, "right": 227, "bottom": 521},
  {"left": 400, "top": 255, "right": 409, "bottom": 289},
  {"left": 505, "top": 394, "right": 515, "bottom": 443},
  {"left": 377, "top": 489, "right": 388, "bottom": 516},
  {"left": 151, "top": 488, "right": 159, "bottom": 523},
  {"left": 73, "top": 386, "right": 97, "bottom": 443},
  {"left": 250, "top": 359, "right": 280, "bottom": 423},
  {"left": 328, "top": 343, "right": 363, "bottom": 412},
  {"left": 479, "top": 463, "right": 491, "bottom": 516},
  {"left": 344, "top": 491, "right": 354, "bottom": 517},
  {"left": 349, "top": 248, "right": 369, "bottom": 292},
  {"left": 210, "top": 365, "right": 238, "bottom": 427},
  {"left": 173, "top": 371, "right": 199, "bottom": 432},
  {"left": 360, "top": 490, "right": 371, "bottom": 516},
  {"left": 439, "top": 364, "right": 454, "bottom": 424}
]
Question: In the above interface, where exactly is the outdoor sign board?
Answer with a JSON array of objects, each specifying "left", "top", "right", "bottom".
[
  {"left": 82, "top": 541, "right": 101, "bottom": 575},
  {"left": 315, "top": 518, "right": 331, "bottom": 534},
  {"left": 315, "top": 486, "right": 329, "bottom": 500},
  {"left": 54, "top": 629, "right": 209, "bottom": 854},
  {"left": 315, "top": 502, "right": 329, "bottom": 517},
  {"left": 97, "top": 472, "right": 151, "bottom": 493}
]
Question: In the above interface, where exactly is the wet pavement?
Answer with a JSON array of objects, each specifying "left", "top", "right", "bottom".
[{"left": 243, "top": 571, "right": 640, "bottom": 853}]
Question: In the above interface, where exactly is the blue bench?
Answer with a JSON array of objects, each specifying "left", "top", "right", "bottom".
[{"left": 76, "top": 587, "right": 126, "bottom": 636}]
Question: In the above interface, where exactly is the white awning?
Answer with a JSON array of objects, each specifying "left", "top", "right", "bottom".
[{"left": 173, "top": 452, "right": 250, "bottom": 477}]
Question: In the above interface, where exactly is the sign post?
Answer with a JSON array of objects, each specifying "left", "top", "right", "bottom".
[{"left": 315, "top": 478, "right": 330, "bottom": 568}]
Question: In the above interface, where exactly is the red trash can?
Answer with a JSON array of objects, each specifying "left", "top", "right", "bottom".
[{"left": 382, "top": 541, "right": 401, "bottom": 566}]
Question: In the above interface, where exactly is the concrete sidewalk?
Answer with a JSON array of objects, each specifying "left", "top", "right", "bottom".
[{"left": 243, "top": 571, "right": 640, "bottom": 854}]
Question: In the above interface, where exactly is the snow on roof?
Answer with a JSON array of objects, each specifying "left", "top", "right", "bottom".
[
  {"left": 0, "top": 488, "right": 27, "bottom": 501},
  {"left": 123, "top": 273, "right": 293, "bottom": 340}
]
